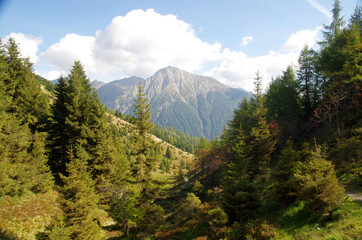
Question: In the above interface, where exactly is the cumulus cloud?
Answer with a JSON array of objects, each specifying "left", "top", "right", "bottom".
[
  {"left": 307, "top": 0, "right": 332, "bottom": 21},
  {"left": 38, "top": 8, "right": 322, "bottom": 92},
  {"left": 241, "top": 36, "right": 253, "bottom": 46},
  {"left": 204, "top": 27, "right": 321, "bottom": 92},
  {"left": 41, "top": 33, "right": 98, "bottom": 73},
  {"left": 281, "top": 26, "right": 321, "bottom": 53},
  {"left": 5, "top": 33, "right": 43, "bottom": 63},
  {"left": 204, "top": 49, "right": 299, "bottom": 92},
  {"left": 41, "top": 70, "right": 65, "bottom": 80},
  {"left": 41, "top": 9, "right": 221, "bottom": 79}
]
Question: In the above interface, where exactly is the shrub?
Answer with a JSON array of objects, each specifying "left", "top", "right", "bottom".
[
  {"left": 228, "top": 220, "right": 278, "bottom": 240},
  {"left": 192, "top": 180, "right": 205, "bottom": 198},
  {"left": 293, "top": 145, "right": 345, "bottom": 214},
  {"left": 207, "top": 207, "right": 228, "bottom": 227}
]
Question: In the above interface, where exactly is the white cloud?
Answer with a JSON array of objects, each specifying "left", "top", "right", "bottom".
[
  {"left": 204, "top": 27, "right": 321, "bottom": 92},
  {"left": 204, "top": 49, "right": 299, "bottom": 92},
  {"left": 38, "top": 9, "right": 322, "bottom": 92},
  {"left": 241, "top": 36, "right": 253, "bottom": 46},
  {"left": 5, "top": 33, "right": 43, "bottom": 63},
  {"left": 41, "top": 9, "right": 221, "bottom": 79},
  {"left": 281, "top": 26, "right": 321, "bottom": 53},
  {"left": 307, "top": 0, "right": 332, "bottom": 21},
  {"left": 40, "top": 70, "right": 65, "bottom": 80},
  {"left": 41, "top": 33, "right": 98, "bottom": 73}
]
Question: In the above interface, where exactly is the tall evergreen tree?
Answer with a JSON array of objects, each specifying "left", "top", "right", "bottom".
[
  {"left": 349, "top": 4, "right": 362, "bottom": 30},
  {"left": 60, "top": 144, "right": 106, "bottom": 240},
  {"left": 4, "top": 38, "right": 49, "bottom": 130},
  {"left": 49, "top": 61, "right": 123, "bottom": 208},
  {"left": 266, "top": 66, "right": 301, "bottom": 126},
  {"left": 0, "top": 39, "right": 53, "bottom": 197},
  {"left": 297, "top": 46, "right": 320, "bottom": 118},
  {"left": 321, "top": 0, "right": 345, "bottom": 46},
  {"left": 131, "top": 82, "right": 156, "bottom": 201}
]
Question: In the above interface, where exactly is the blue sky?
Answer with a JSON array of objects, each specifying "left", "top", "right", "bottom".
[{"left": 0, "top": 0, "right": 359, "bottom": 91}]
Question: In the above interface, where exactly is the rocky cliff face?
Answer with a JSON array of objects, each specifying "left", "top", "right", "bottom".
[{"left": 97, "top": 66, "right": 250, "bottom": 139}]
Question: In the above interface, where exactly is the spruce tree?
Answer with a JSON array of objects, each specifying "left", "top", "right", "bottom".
[
  {"left": 321, "top": 0, "right": 345, "bottom": 46},
  {"left": 293, "top": 144, "right": 345, "bottom": 214},
  {"left": 60, "top": 144, "right": 106, "bottom": 240},
  {"left": 221, "top": 130, "right": 259, "bottom": 222},
  {"left": 0, "top": 39, "right": 53, "bottom": 197},
  {"left": 49, "top": 61, "right": 123, "bottom": 210},
  {"left": 131, "top": 82, "right": 156, "bottom": 202},
  {"left": 297, "top": 46, "right": 320, "bottom": 118},
  {"left": 5, "top": 38, "right": 50, "bottom": 130}
]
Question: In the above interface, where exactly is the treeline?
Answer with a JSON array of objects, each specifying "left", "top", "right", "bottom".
[
  {"left": 114, "top": 109, "right": 201, "bottom": 154},
  {"left": 180, "top": 2, "right": 361, "bottom": 239}
]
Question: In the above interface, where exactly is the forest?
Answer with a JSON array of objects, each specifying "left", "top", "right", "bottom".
[{"left": 0, "top": 1, "right": 361, "bottom": 239}]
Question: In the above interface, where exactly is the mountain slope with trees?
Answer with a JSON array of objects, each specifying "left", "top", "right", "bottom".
[
  {"left": 0, "top": 1, "right": 360, "bottom": 239},
  {"left": 98, "top": 66, "right": 251, "bottom": 139}
]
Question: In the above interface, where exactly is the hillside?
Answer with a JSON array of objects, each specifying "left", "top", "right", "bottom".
[{"left": 98, "top": 66, "right": 251, "bottom": 139}]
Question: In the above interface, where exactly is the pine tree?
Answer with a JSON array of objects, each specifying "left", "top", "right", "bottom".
[
  {"left": 273, "top": 140, "right": 300, "bottom": 204},
  {"left": 292, "top": 144, "right": 345, "bottom": 214},
  {"left": 60, "top": 144, "right": 106, "bottom": 240},
  {"left": 221, "top": 130, "right": 259, "bottom": 222},
  {"left": 4, "top": 38, "right": 49, "bottom": 130},
  {"left": 0, "top": 39, "right": 53, "bottom": 197},
  {"left": 265, "top": 66, "right": 302, "bottom": 138},
  {"left": 321, "top": 0, "right": 345, "bottom": 46},
  {"left": 165, "top": 146, "right": 173, "bottom": 160},
  {"left": 349, "top": 4, "right": 361, "bottom": 30},
  {"left": 297, "top": 46, "right": 320, "bottom": 118},
  {"left": 49, "top": 77, "right": 70, "bottom": 174},
  {"left": 49, "top": 61, "right": 124, "bottom": 210},
  {"left": 131, "top": 82, "right": 156, "bottom": 202}
]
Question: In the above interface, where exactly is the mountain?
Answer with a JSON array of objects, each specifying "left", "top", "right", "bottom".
[
  {"left": 90, "top": 79, "right": 105, "bottom": 89},
  {"left": 97, "top": 66, "right": 251, "bottom": 139}
]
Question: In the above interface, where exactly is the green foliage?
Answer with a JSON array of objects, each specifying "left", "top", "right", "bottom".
[
  {"left": 60, "top": 145, "right": 106, "bottom": 240},
  {"left": 207, "top": 207, "right": 228, "bottom": 227},
  {"left": 165, "top": 145, "right": 173, "bottom": 159},
  {"left": 138, "top": 203, "right": 165, "bottom": 232},
  {"left": 0, "top": 38, "right": 53, "bottom": 198},
  {"left": 130, "top": 82, "right": 159, "bottom": 205},
  {"left": 293, "top": 145, "right": 345, "bottom": 214},
  {"left": 151, "top": 124, "right": 200, "bottom": 154},
  {"left": 193, "top": 180, "right": 206, "bottom": 198},
  {"left": 0, "top": 191, "right": 60, "bottom": 240},
  {"left": 273, "top": 140, "right": 299, "bottom": 204},
  {"left": 175, "top": 193, "right": 202, "bottom": 222},
  {"left": 35, "top": 74, "right": 55, "bottom": 92}
]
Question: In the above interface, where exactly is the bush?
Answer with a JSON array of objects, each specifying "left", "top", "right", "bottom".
[
  {"left": 139, "top": 203, "right": 165, "bottom": 232},
  {"left": 293, "top": 146, "right": 345, "bottom": 214},
  {"left": 228, "top": 219, "right": 278, "bottom": 240},
  {"left": 207, "top": 207, "right": 228, "bottom": 227},
  {"left": 175, "top": 193, "right": 202, "bottom": 222},
  {"left": 192, "top": 180, "right": 205, "bottom": 198}
]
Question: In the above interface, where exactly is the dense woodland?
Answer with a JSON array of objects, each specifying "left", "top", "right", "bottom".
[{"left": 0, "top": 1, "right": 361, "bottom": 239}]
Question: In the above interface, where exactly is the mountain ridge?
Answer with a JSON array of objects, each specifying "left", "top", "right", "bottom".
[{"left": 98, "top": 66, "right": 251, "bottom": 139}]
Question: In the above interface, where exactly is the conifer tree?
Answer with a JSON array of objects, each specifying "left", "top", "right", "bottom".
[
  {"left": 248, "top": 72, "right": 276, "bottom": 180},
  {"left": 0, "top": 39, "right": 53, "bottom": 197},
  {"left": 292, "top": 144, "right": 345, "bottom": 214},
  {"left": 221, "top": 130, "right": 259, "bottom": 222},
  {"left": 60, "top": 144, "right": 106, "bottom": 240},
  {"left": 4, "top": 38, "right": 49, "bottom": 130},
  {"left": 273, "top": 140, "right": 300, "bottom": 204},
  {"left": 321, "top": 0, "right": 345, "bottom": 45},
  {"left": 131, "top": 82, "right": 156, "bottom": 201},
  {"left": 297, "top": 46, "right": 320, "bottom": 118},
  {"left": 49, "top": 61, "right": 123, "bottom": 208}
]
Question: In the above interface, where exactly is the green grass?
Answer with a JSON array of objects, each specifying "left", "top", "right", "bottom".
[{"left": 270, "top": 199, "right": 362, "bottom": 240}]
